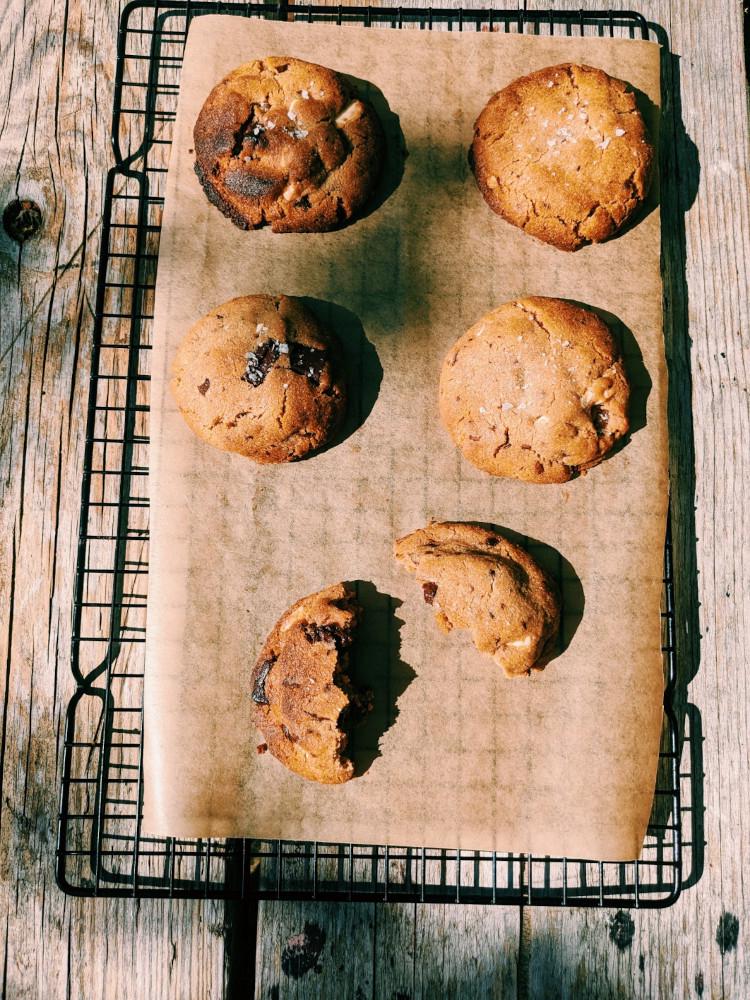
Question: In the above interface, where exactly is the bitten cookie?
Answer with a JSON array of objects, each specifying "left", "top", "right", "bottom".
[
  {"left": 471, "top": 63, "right": 654, "bottom": 251},
  {"left": 171, "top": 294, "right": 346, "bottom": 463},
  {"left": 439, "top": 297, "right": 630, "bottom": 484},
  {"left": 194, "top": 56, "right": 384, "bottom": 232},
  {"left": 394, "top": 522, "right": 560, "bottom": 677},
  {"left": 250, "top": 583, "right": 371, "bottom": 784}
]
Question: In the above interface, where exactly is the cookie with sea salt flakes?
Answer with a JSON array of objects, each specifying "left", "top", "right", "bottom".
[
  {"left": 250, "top": 583, "right": 371, "bottom": 784},
  {"left": 171, "top": 294, "right": 346, "bottom": 463},
  {"left": 194, "top": 56, "right": 384, "bottom": 232},
  {"left": 471, "top": 63, "right": 654, "bottom": 251},
  {"left": 394, "top": 521, "right": 561, "bottom": 677},
  {"left": 438, "top": 296, "right": 630, "bottom": 483}
]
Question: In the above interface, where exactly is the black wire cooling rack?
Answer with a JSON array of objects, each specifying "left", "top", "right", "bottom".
[{"left": 56, "top": 1, "right": 686, "bottom": 907}]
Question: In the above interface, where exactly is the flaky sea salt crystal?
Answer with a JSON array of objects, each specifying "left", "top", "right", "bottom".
[
  {"left": 277, "top": 342, "right": 290, "bottom": 354},
  {"left": 615, "top": 127, "right": 626, "bottom": 136},
  {"left": 598, "top": 138, "right": 611, "bottom": 151},
  {"left": 256, "top": 323, "right": 269, "bottom": 335},
  {"left": 502, "top": 402, "right": 513, "bottom": 411},
  {"left": 479, "top": 406, "right": 487, "bottom": 414}
]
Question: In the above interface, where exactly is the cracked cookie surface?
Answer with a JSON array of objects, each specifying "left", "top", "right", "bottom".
[
  {"left": 471, "top": 63, "right": 654, "bottom": 251},
  {"left": 439, "top": 296, "right": 630, "bottom": 483},
  {"left": 250, "top": 583, "right": 370, "bottom": 784},
  {"left": 394, "top": 522, "right": 561, "bottom": 677},
  {"left": 194, "top": 56, "right": 384, "bottom": 233},
  {"left": 171, "top": 294, "right": 346, "bottom": 463}
]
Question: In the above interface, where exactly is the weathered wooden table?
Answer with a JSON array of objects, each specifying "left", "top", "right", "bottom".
[{"left": 1, "top": 0, "right": 748, "bottom": 996}]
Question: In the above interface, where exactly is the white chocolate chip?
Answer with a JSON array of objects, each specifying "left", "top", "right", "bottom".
[
  {"left": 508, "top": 635, "right": 533, "bottom": 648},
  {"left": 335, "top": 100, "right": 364, "bottom": 128}
]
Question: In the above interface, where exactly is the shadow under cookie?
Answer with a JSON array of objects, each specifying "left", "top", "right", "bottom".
[
  {"left": 338, "top": 72, "right": 408, "bottom": 226},
  {"left": 296, "top": 297, "right": 383, "bottom": 457},
  {"left": 343, "top": 581, "right": 415, "bottom": 777},
  {"left": 564, "top": 299, "right": 653, "bottom": 461}
]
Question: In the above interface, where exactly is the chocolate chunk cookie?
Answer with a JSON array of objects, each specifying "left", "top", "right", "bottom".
[
  {"left": 194, "top": 56, "right": 384, "bottom": 232},
  {"left": 439, "top": 297, "right": 630, "bottom": 483},
  {"left": 171, "top": 294, "right": 346, "bottom": 463},
  {"left": 394, "top": 522, "right": 560, "bottom": 677},
  {"left": 471, "top": 63, "right": 654, "bottom": 251},
  {"left": 250, "top": 583, "right": 371, "bottom": 784}
]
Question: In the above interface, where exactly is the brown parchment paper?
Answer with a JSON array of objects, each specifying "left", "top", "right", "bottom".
[{"left": 143, "top": 16, "right": 667, "bottom": 861}]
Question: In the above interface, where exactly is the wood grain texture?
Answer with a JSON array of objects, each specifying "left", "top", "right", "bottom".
[
  {"left": 0, "top": 1, "right": 228, "bottom": 998},
  {"left": 0, "top": 0, "right": 748, "bottom": 997}
]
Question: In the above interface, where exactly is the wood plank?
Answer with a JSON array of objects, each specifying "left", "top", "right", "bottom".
[
  {"left": 0, "top": 0, "right": 229, "bottom": 997},
  {"left": 253, "top": 901, "right": 376, "bottom": 999}
]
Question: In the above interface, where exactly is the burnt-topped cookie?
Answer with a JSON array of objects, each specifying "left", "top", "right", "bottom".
[
  {"left": 471, "top": 63, "right": 654, "bottom": 251},
  {"left": 439, "top": 296, "right": 630, "bottom": 483},
  {"left": 394, "top": 522, "right": 561, "bottom": 677},
  {"left": 194, "top": 56, "right": 384, "bottom": 232},
  {"left": 171, "top": 294, "right": 347, "bottom": 463},
  {"left": 250, "top": 583, "right": 371, "bottom": 784}
]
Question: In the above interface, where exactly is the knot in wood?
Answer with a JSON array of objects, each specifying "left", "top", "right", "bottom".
[{"left": 3, "top": 199, "right": 43, "bottom": 243}]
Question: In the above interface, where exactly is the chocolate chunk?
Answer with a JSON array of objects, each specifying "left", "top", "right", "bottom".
[
  {"left": 485, "top": 536, "right": 499, "bottom": 547},
  {"left": 591, "top": 403, "right": 609, "bottom": 435},
  {"left": 302, "top": 622, "right": 351, "bottom": 649},
  {"left": 251, "top": 658, "right": 274, "bottom": 704},
  {"left": 224, "top": 169, "right": 277, "bottom": 198},
  {"left": 197, "top": 378, "right": 210, "bottom": 395},
  {"left": 288, "top": 343, "right": 328, "bottom": 387},
  {"left": 256, "top": 742, "right": 268, "bottom": 754},
  {"left": 422, "top": 582, "right": 438, "bottom": 605},
  {"left": 242, "top": 339, "right": 280, "bottom": 387},
  {"left": 230, "top": 111, "right": 260, "bottom": 157}
]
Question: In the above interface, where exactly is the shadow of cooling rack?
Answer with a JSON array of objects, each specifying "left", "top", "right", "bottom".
[{"left": 56, "top": 1, "right": 700, "bottom": 907}]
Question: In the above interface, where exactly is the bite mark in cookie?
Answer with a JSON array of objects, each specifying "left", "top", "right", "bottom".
[
  {"left": 249, "top": 583, "right": 371, "bottom": 784},
  {"left": 394, "top": 522, "right": 561, "bottom": 677}
]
